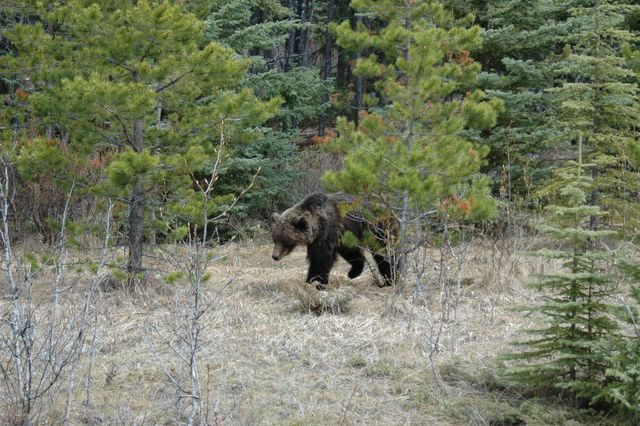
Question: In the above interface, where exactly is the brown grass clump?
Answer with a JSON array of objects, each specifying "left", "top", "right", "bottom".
[{"left": 287, "top": 279, "right": 355, "bottom": 314}]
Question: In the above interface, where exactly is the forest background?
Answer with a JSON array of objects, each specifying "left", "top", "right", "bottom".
[{"left": 1, "top": 0, "right": 640, "bottom": 424}]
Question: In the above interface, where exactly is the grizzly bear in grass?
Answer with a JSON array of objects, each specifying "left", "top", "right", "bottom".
[{"left": 271, "top": 192, "right": 396, "bottom": 288}]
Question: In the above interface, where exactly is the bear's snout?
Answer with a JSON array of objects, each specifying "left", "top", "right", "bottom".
[{"left": 272, "top": 243, "right": 292, "bottom": 261}]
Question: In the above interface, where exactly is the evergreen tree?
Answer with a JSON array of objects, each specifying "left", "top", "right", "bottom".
[
  {"left": 3, "top": 1, "right": 279, "bottom": 280},
  {"left": 196, "top": 0, "right": 332, "bottom": 222},
  {"left": 453, "top": 0, "right": 640, "bottom": 213},
  {"left": 474, "top": 0, "right": 571, "bottom": 199},
  {"left": 198, "top": 0, "right": 334, "bottom": 133},
  {"left": 504, "top": 154, "right": 618, "bottom": 401},
  {"left": 199, "top": 0, "right": 295, "bottom": 60},
  {"left": 549, "top": 0, "right": 640, "bottom": 234},
  {"left": 593, "top": 132, "right": 640, "bottom": 418},
  {"left": 596, "top": 260, "right": 640, "bottom": 419},
  {"left": 325, "top": 0, "right": 501, "bottom": 285}
]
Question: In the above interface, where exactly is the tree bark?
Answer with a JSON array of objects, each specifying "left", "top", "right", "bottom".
[
  {"left": 317, "top": 0, "right": 334, "bottom": 136},
  {"left": 353, "top": 14, "right": 363, "bottom": 127},
  {"left": 127, "top": 116, "right": 145, "bottom": 281},
  {"left": 293, "top": 0, "right": 304, "bottom": 65},
  {"left": 590, "top": 0, "right": 602, "bottom": 232},
  {"left": 336, "top": 49, "right": 350, "bottom": 91},
  {"left": 300, "top": 0, "right": 314, "bottom": 67},
  {"left": 285, "top": 0, "right": 296, "bottom": 72}
]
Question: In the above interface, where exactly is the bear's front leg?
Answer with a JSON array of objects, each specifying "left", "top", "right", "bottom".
[
  {"left": 306, "top": 266, "right": 329, "bottom": 290},
  {"left": 306, "top": 243, "right": 336, "bottom": 290}
]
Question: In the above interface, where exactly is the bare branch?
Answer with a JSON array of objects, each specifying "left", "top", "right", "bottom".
[
  {"left": 156, "top": 70, "right": 193, "bottom": 93},
  {"left": 100, "top": 105, "right": 133, "bottom": 148}
]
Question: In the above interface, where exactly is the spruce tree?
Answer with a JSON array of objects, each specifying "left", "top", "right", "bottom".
[
  {"left": 548, "top": 0, "right": 640, "bottom": 233},
  {"left": 596, "top": 260, "right": 640, "bottom": 418},
  {"left": 325, "top": 0, "right": 501, "bottom": 285},
  {"left": 594, "top": 140, "right": 640, "bottom": 418},
  {"left": 196, "top": 0, "right": 333, "bottom": 220},
  {"left": 198, "top": 0, "right": 334, "bottom": 133},
  {"left": 453, "top": 0, "right": 640, "bottom": 210},
  {"left": 474, "top": 0, "right": 571, "bottom": 198},
  {"left": 504, "top": 154, "right": 619, "bottom": 401}
]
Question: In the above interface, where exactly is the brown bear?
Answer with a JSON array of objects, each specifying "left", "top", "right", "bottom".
[{"left": 271, "top": 192, "right": 396, "bottom": 288}]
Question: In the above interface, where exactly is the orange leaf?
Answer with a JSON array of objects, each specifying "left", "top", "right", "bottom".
[{"left": 15, "top": 87, "right": 28, "bottom": 101}]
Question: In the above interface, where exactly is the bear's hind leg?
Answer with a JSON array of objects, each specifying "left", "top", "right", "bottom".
[
  {"left": 338, "top": 245, "right": 365, "bottom": 279},
  {"left": 373, "top": 253, "right": 396, "bottom": 287}
]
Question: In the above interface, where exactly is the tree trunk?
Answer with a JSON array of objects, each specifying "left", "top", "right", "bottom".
[
  {"left": 300, "top": 0, "right": 314, "bottom": 67},
  {"left": 293, "top": 0, "right": 303, "bottom": 64},
  {"left": 285, "top": 0, "right": 296, "bottom": 72},
  {"left": 590, "top": 0, "right": 602, "bottom": 232},
  {"left": 397, "top": 18, "right": 418, "bottom": 290},
  {"left": 353, "top": 14, "right": 363, "bottom": 126},
  {"left": 127, "top": 117, "right": 145, "bottom": 282},
  {"left": 317, "top": 0, "right": 334, "bottom": 137},
  {"left": 336, "top": 49, "right": 350, "bottom": 91}
]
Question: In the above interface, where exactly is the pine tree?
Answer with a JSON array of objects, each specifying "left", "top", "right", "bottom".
[
  {"left": 3, "top": 1, "right": 279, "bottom": 281},
  {"left": 325, "top": 0, "right": 501, "bottom": 285},
  {"left": 504, "top": 153, "right": 619, "bottom": 401}
]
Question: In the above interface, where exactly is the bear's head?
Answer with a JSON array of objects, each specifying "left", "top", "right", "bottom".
[
  {"left": 270, "top": 194, "right": 326, "bottom": 261},
  {"left": 270, "top": 211, "right": 314, "bottom": 261}
]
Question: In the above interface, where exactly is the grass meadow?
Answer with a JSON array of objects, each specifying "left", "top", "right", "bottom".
[{"left": 0, "top": 238, "right": 621, "bottom": 425}]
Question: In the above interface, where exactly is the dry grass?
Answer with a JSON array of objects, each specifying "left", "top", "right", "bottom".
[{"left": 1, "top": 239, "right": 606, "bottom": 425}]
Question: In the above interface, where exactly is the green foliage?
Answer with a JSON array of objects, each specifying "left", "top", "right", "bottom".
[
  {"left": 340, "top": 230, "right": 359, "bottom": 249},
  {"left": 503, "top": 158, "right": 619, "bottom": 402},
  {"left": 16, "top": 138, "right": 72, "bottom": 183},
  {"left": 471, "top": 1, "right": 569, "bottom": 198},
  {"left": 198, "top": 0, "right": 332, "bottom": 226},
  {"left": 3, "top": 0, "right": 280, "bottom": 255},
  {"left": 163, "top": 271, "right": 185, "bottom": 284},
  {"left": 247, "top": 68, "right": 333, "bottom": 130},
  {"left": 202, "top": 0, "right": 296, "bottom": 56},
  {"left": 213, "top": 131, "right": 298, "bottom": 220},
  {"left": 107, "top": 149, "right": 159, "bottom": 188},
  {"left": 599, "top": 337, "right": 640, "bottom": 416},
  {"left": 201, "top": 0, "right": 330, "bottom": 131},
  {"left": 593, "top": 261, "right": 640, "bottom": 418},
  {"left": 469, "top": 0, "right": 640, "bottom": 217},
  {"left": 547, "top": 0, "right": 640, "bottom": 235},
  {"left": 326, "top": 0, "right": 500, "bottom": 222}
]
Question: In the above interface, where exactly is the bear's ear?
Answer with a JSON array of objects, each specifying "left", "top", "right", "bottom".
[
  {"left": 294, "top": 217, "right": 307, "bottom": 231},
  {"left": 271, "top": 213, "right": 281, "bottom": 222}
]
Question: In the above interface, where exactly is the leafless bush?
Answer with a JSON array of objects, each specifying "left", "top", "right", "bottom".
[
  {"left": 0, "top": 153, "right": 111, "bottom": 424},
  {"left": 387, "top": 214, "right": 476, "bottom": 394},
  {"left": 146, "top": 127, "right": 256, "bottom": 425},
  {"left": 400, "top": 205, "right": 538, "bottom": 396},
  {"left": 148, "top": 236, "right": 231, "bottom": 425}
]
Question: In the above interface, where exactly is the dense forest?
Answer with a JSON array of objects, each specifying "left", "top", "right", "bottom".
[{"left": 1, "top": 0, "right": 640, "bottom": 424}]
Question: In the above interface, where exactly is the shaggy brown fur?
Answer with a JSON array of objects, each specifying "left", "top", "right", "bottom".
[{"left": 271, "top": 193, "right": 396, "bottom": 288}]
